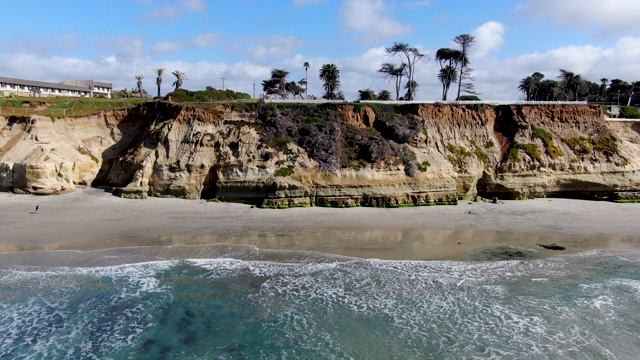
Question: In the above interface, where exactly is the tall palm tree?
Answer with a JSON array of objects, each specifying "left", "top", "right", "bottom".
[
  {"left": 135, "top": 75, "right": 144, "bottom": 98},
  {"left": 303, "top": 62, "right": 310, "bottom": 98},
  {"left": 435, "top": 48, "right": 462, "bottom": 101},
  {"left": 172, "top": 70, "right": 186, "bottom": 91},
  {"left": 378, "top": 62, "right": 406, "bottom": 100},
  {"left": 530, "top": 72, "right": 544, "bottom": 101},
  {"left": 319, "top": 63, "right": 340, "bottom": 100},
  {"left": 154, "top": 68, "right": 165, "bottom": 98},
  {"left": 600, "top": 78, "right": 609, "bottom": 98},
  {"left": 518, "top": 76, "right": 533, "bottom": 101},
  {"left": 558, "top": 69, "right": 584, "bottom": 100},
  {"left": 438, "top": 65, "right": 458, "bottom": 101}
]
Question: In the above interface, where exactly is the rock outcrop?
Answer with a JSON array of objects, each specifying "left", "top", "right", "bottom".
[{"left": 1, "top": 101, "right": 639, "bottom": 206}]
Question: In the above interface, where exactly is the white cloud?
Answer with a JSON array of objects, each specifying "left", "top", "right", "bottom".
[
  {"left": 341, "top": 0, "right": 412, "bottom": 44},
  {"left": 2, "top": 34, "right": 640, "bottom": 101},
  {"left": 471, "top": 21, "right": 506, "bottom": 58},
  {"left": 516, "top": 0, "right": 640, "bottom": 38},
  {"left": 244, "top": 35, "right": 306, "bottom": 63}
]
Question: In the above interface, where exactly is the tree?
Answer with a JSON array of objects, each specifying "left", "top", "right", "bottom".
[
  {"left": 435, "top": 48, "right": 462, "bottom": 101},
  {"left": 377, "top": 90, "right": 392, "bottom": 101},
  {"left": 537, "top": 79, "right": 561, "bottom": 101},
  {"left": 303, "top": 62, "right": 310, "bottom": 98},
  {"left": 262, "top": 69, "right": 290, "bottom": 99},
  {"left": 453, "top": 34, "right": 478, "bottom": 100},
  {"left": 518, "top": 76, "right": 533, "bottom": 101},
  {"left": 154, "top": 68, "right": 165, "bottom": 98},
  {"left": 558, "top": 69, "right": 585, "bottom": 100},
  {"left": 530, "top": 72, "right": 544, "bottom": 101},
  {"left": 358, "top": 88, "right": 376, "bottom": 100},
  {"left": 403, "top": 80, "right": 419, "bottom": 100},
  {"left": 135, "top": 75, "right": 144, "bottom": 98},
  {"left": 172, "top": 71, "right": 186, "bottom": 91},
  {"left": 319, "top": 63, "right": 341, "bottom": 100},
  {"left": 378, "top": 62, "right": 406, "bottom": 100},
  {"left": 385, "top": 42, "right": 425, "bottom": 100}
]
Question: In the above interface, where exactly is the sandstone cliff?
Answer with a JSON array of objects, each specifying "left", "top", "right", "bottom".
[{"left": 1, "top": 101, "right": 639, "bottom": 206}]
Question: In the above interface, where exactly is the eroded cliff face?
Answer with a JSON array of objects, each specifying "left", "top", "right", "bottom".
[{"left": 1, "top": 101, "right": 639, "bottom": 206}]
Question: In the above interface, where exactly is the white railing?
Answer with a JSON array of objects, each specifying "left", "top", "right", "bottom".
[{"left": 263, "top": 99, "right": 589, "bottom": 105}]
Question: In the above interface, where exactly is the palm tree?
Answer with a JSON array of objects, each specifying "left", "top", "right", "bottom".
[
  {"left": 135, "top": 75, "right": 144, "bottom": 98},
  {"left": 600, "top": 78, "right": 609, "bottom": 98},
  {"left": 172, "top": 70, "right": 186, "bottom": 91},
  {"left": 358, "top": 88, "right": 376, "bottom": 100},
  {"left": 558, "top": 69, "right": 585, "bottom": 100},
  {"left": 262, "top": 69, "right": 290, "bottom": 99},
  {"left": 435, "top": 48, "right": 462, "bottom": 101},
  {"left": 303, "top": 62, "right": 310, "bottom": 98},
  {"left": 377, "top": 90, "right": 391, "bottom": 101},
  {"left": 319, "top": 63, "right": 340, "bottom": 100},
  {"left": 154, "top": 68, "right": 165, "bottom": 98},
  {"left": 403, "top": 80, "right": 419, "bottom": 100},
  {"left": 518, "top": 76, "right": 533, "bottom": 101},
  {"left": 378, "top": 62, "right": 406, "bottom": 100}
]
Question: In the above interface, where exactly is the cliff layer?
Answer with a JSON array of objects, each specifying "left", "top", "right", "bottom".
[{"left": 1, "top": 101, "right": 639, "bottom": 206}]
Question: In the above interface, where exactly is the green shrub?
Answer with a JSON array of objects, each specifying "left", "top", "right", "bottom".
[
  {"left": 522, "top": 143, "right": 542, "bottom": 161},
  {"left": 533, "top": 127, "right": 563, "bottom": 159},
  {"left": 417, "top": 161, "right": 431, "bottom": 172},
  {"left": 485, "top": 140, "right": 495, "bottom": 148},
  {"left": 447, "top": 143, "right": 471, "bottom": 167},
  {"left": 274, "top": 165, "right": 295, "bottom": 177},
  {"left": 508, "top": 146, "right": 519, "bottom": 162},
  {"left": 563, "top": 137, "right": 592, "bottom": 156},
  {"left": 620, "top": 106, "right": 640, "bottom": 119},
  {"left": 474, "top": 147, "right": 489, "bottom": 163},
  {"left": 593, "top": 136, "right": 620, "bottom": 157}
]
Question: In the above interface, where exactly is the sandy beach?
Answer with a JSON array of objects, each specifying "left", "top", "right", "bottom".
[{"left": 1, "top": 186, "right": 639, "bottom": 260}]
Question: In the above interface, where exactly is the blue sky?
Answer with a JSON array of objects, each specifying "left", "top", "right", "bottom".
[{"left": 1, "top": 0, "right": 639, "bottom": 100}]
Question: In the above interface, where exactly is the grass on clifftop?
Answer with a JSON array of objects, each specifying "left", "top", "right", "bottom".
[{"left": 0, "top": 97, "right": 145, "bottom": 117}]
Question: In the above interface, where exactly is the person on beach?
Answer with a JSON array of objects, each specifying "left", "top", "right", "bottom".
[{"left": 35, "top": 205, "right": 39, "bottom": 214}]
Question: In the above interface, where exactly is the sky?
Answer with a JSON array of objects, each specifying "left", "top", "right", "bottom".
[{"left": 1, "top": 0, "right": 639, "bottom": 101}]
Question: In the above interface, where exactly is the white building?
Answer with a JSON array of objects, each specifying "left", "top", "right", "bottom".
[{"left": 0, "top": 77, "right": 112, "bottom": 98}]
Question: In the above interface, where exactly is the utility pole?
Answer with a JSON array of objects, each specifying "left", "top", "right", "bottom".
[
  {"left": 221, "top": 77, "right": 226, "bottom": 91},
  {"left": 252, "top": 81, "right": 256, "bottom": 99}
]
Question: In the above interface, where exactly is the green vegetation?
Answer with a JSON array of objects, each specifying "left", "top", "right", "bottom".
[
  {"left": 0, "top": 97, "right": 144, "bottom": 118},
  {"left": 76, "top": 146, "right": 99, "bottom": 163},
  {"left": 522, "top": 143, "right": 542, "bottom": 161},
  {"left": 417, "top": 161, "right": 431, "bottom": 172},
  {"left": 274, "top": 165, "right": 295, "bottom": 177},
  {"left": 447, "top": 143, "right": 471, "bottom": 167},
  {"left": 593, "top": 136, "right": 620, "bottom": 158},
  {"left": 533, "top": 127, "right": 563, "bottom": 159},
  {"left": 508, "top": 146, "right": 519, "bottom": 162},
  {"left": 167, "top": 87, "right": 251, "bottom": 102},
  {"left": 485, "top": 140, "right": 495, "bottom": 148},
  {"left": 620, "top": 106, "right": 640, "bottom": 119},
  {"left": 563, "top": 137, "right": 592, "bottom": 156}
]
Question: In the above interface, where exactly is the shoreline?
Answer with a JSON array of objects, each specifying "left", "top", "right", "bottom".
[{"left": 1, "top": 186, "right": 639, "bottom": 261}]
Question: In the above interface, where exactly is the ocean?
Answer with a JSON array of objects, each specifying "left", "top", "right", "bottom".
[{"left": 1, "top": 244, "right": 639, "bottom": 359}]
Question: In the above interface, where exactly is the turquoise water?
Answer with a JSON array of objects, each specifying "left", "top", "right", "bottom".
[{"left": 1, "top": 245, "right": 639, "bottom": 359}]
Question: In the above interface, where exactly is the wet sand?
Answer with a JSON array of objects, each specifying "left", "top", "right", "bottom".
[{"left": 1, "top": 186, "right": 639, "bottom": 260}]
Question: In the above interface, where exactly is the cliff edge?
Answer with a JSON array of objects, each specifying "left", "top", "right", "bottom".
[{"left": 1, "top": 101, "right": 639, "bottom": 206}]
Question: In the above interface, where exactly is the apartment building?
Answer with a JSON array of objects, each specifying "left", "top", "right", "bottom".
[{"left": 0, "top": 76, "right": 112, "bottom": 98}]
